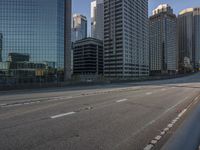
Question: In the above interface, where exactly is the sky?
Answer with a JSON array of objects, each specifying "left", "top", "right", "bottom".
[{"left": 72, "top": 0, "right": 200, "bottom": 35}]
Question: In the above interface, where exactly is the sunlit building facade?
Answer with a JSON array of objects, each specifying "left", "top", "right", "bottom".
[
  {"left": 91, "top": 0, "right": 104, "bottom": 40},
  {"left": 72, "top": 14, "right": 87, "bottom": 42}
]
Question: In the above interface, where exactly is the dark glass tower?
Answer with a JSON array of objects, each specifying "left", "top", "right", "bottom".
[
  {"left": 0, "top": 33, "right": 2, "bottom": 62},
  {"left": 0, "top": 0, "right": 71, "bottom": 71}
]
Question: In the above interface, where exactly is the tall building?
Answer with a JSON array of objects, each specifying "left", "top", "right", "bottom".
[
  {"left": 72, "top": 14, "right": 87, "bottom": 42},
  {"left": 178, "top": 7, "right": 200, "bottom": 70},
  {"left": 91, "top": 0, "right": 104, "bottom": 40},
  {"left": 0, "top": 0, "right": 72, "bottom": 80},
  {"left": 149, "top": 4, "right": 177, "bottom": 75},
  {"left": 193, "top": 8, "right": 200, "bottom": 69},
  {"left": 65, "top": 0, "right": 72, "bottom": 80},
  {"left": 0, "top": 34, "right": 2, "bottom": 62},
  {"left": 178, "top": 8, "right": 195, "bottom": 70},
  {"left": 104, "top": 0, "right": 149, "bottom": 79},
  {"left": 73, "top": 38, "right": 103, "bottom": 80}
]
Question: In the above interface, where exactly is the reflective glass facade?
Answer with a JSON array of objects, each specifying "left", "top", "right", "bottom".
[{"left": 0, "top": 0, "right": 67, "bottom": 68}]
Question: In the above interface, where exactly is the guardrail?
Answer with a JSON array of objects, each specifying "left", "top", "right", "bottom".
[
  {"left": 161, "top": 103, "right": 200, "bottom": 150},
  {"left": 0, "top": 72, "right": 197, "bottom": 91}
]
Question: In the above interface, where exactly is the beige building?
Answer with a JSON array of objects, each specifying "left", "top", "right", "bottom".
[
  {"left": 72, "top": 14, "right": 87, "bottom": 42},
  {"left": 91, "top": 0, "right": 104, "bottom": 40}
]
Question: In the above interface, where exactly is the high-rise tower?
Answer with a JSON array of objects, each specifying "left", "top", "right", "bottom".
[
  {"left": 0, "top": 0, "right": 72, "bottom": 80},
  {"left": 104, "top": 0, "right": 149, "bottom": 79},
  {"left": 72, "top": 14, "right": 87, "bottom": 42},
  {"left": 178, "top": 7, "right": 200, "bottom": 70},
  {"left": 91, "top": 0, "right": 104, "bottom": 40},
  {"left": 149, "top": 4, "right": 178, "bottom": 75}
]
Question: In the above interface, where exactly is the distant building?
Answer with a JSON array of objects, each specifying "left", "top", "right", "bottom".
[
  {"left": 0, "top": 34, "right": 2, "bottom": 62},
  {"left": 72, "top": 14, "right": 87, "bottom": 42},
  {"left": 104, "top": 0, "right": 149, "bottom": 79},
  {"left": 73, "top": 38, "right": 103, "bottom": 80},
  {"left": 149, "top": 4, "right": 178, "bottom": 75},
  {"left": 0, "top": 53, "right": 56, "bottom": 84},
  {"left": 8, "top": 53, "right": 30, "bottom": 62},
  {"left": 178, "top": 8, "right": 195, "bottom": 70},
  {"left": 193, "top": 8, "right": 200, "bottom": 69},
  {"left": 178, "top": 7, "right": 200, "bottom": 71},
  {"left": 91, "top": 0, "right": 104, "bottom": 40}
]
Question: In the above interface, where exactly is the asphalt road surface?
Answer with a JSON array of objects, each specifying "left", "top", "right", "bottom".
[{"left": 0, "top": 73, "right": 200, "bottom": 150}]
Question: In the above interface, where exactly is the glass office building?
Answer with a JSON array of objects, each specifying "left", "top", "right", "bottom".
[{"left": 0, "top": 0, "right": 70, "bottom": 69}]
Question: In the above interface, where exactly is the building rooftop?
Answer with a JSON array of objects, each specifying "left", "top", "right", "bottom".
[
  {"left": 179, "top": 8, "right": 194, "bottom": 15},
  {"left": 153, "top": 4, "right": 173, "bottom": 15},
  {"left": 73, "top": 14, "right": 87, "bottom": 20}
]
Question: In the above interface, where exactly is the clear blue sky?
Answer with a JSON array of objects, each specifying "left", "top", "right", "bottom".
[{"left": 73, "top": 0, "right": 200, "bottom": 35}]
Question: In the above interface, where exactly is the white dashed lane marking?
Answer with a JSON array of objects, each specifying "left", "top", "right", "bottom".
[
  {"left": 161, "top": 88, "right": 167, "bottom": 91},
  {"left": 50, "top": 112, "right": 76, "bottom": 119},
  {"left": 145, "top": 92, "right": 153, "bottom": 95},
  {"left": 144, "top": 144, "right": 153, "bottom": 150},
  {"left": 116, "top": 99, "right": 128, "bottom": 103}
]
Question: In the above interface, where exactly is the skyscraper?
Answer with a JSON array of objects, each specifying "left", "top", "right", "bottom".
[
  {"left": 104, "top": 0, "right": 149, "bottom": 79},
  {"left": 0, "top": 0, "right": 72, "bottom": 80},
  {"left": 149, "top": 4, "right": 178, "bottom": 75},
  {"left": 72, "top": 14, "right": 87, "bottom": 42},
  {"left": 65, "top": 0, "right": 72, "bottom": 80},
  {"left": 0, "top": 34, "right": 2, "bottom": 62},
  {"left": 178, "top": 8, "right": 195, "bottom": 70},
  {"left": 193, "top": 8, "right": 200, "bottom": 69},
  {"left": 91, "top": 0, "right": 104, "bottom": 40},
  {"left": 178, "top": 7, "right": 200, "bottom": 70}
]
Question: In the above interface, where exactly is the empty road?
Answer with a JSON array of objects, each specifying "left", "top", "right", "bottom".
[{"left": 0, "top": 73, "right": 200, "bottom": 150}]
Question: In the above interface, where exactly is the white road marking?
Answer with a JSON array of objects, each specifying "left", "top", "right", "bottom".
[
  {"left": 151, "top": 140, "right": 157, "bottom": 144},
  {"left": 161, "top": 88, "right": 167, "bottom": 91},
  {"left": 145, "top": 92, "right": 153, "bottom": 95},
  {"left": 160, "top": 131, "right": 165, "bottom": 135},
  {"left": 167, "top": 123, "right": 173, "bottom": 128},
  {"left": 178, "top": 109, "right": 187, "bottom": 117},
  {"left": 164, "top": 128, "right": 169, "bottom": 132},
  {"left": 119, "top": 95, "right": 192, "bottom": 149},
  {"left": 155, "top": 135, "right": 162, "bottom": 141},
  {"left": 116, "top": 99, "right": 128, "bottom": 103},
  {"left": 50, "top": 112, "right": 76, "bottom": 119},
  {"left": 67, "top": 96, "right": 73, "bottom": 99},
  {"left": 143, "top": 95, "right": 199, "bottom": 150},
  {"left": 171, "top": 119, "right": 177, "bottom": 124},
  {"left": 144, "top": 144, "right": 154, "bottom": 150}
]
